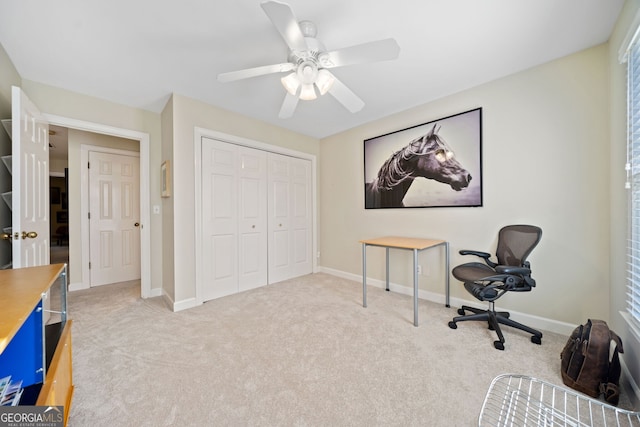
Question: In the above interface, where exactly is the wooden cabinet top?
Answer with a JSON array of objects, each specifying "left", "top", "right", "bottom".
[{"left": 0, "top": 264, "right": 66, "bottom": 353}]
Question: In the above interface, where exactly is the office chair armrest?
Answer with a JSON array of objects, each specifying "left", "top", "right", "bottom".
[
  {"left": 482, "top": 271, "right": 535, "bottom": 292},
  {"left": 495, "top": 265, "right": 531, "bottom": 276},
  {"left": 459, "top": 250, "right": 497, "bottom": 268}
]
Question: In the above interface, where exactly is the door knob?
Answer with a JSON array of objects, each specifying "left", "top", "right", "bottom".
[
  {"left": 134, "top": 222, "right": 140, "bottom": 227},
  {"left": 1, "top": 233, "right": 10, "bottom": 240},
  {"left": 21, "top": 231, "right": 38, "bottom": 239}
]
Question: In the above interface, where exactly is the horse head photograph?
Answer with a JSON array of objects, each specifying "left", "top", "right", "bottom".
[{"left": 364, "top": 108, "right": 482, "bottom": 209}]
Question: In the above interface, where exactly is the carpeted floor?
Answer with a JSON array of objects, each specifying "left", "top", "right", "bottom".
[{"left": 65, "top": 273, "right": 633, "bottom": 426}]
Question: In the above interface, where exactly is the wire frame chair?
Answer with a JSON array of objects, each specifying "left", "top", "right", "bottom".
[{"left": 479, "top": 374, "right": 640, "bottom": 427}]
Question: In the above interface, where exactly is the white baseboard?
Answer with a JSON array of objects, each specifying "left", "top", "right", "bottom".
[
  {"left": 69, "top": 281, "right": 163, "bottom": 298},
  {"left": 68, "top": 281, "right": 88, "bottom": 292},
  {"left": 318, "top": 266, "right": 577, "bottom": 336},
  {"left": 148, "top": 287, "right": 163, "bottom": 298},
  {"left": 163, "top": 291, "right": 200, "bottom": 312}
]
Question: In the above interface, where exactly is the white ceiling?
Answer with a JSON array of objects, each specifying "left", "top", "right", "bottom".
[{"left": 0, "top": 0, "right": 625, "bottom": 139}]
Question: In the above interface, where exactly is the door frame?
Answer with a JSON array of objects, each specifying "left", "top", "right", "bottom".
[
  {"left": 43, "top": 114, "right": 152, "bottom": 298},
  {"left": 194, "top": 127, "right": 318, "bottom": 306}
]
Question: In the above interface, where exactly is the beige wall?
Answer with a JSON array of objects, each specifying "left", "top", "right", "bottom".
[
  {"left": 166, "top": 94, "right": 320, "bottom": 306},
  {"left": 50, "top": 158, "right": 69, "bottom": 175},
  {"left": 320, "top": 44, "right": 610, "bottom": 325},
  {"left": 160, "top": 95, "right": 175, "bottom": 301},
  {"left": 0, "top": 44, "right": 20, "bottom": 117},
  {"left": 609, "top": 0, "right": 640, "bottom": 401},
  {"left": 20, "top": 80, "right": 163, "bottom": 292}
]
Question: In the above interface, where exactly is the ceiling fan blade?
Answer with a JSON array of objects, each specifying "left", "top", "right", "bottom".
[
  {"left": 320, "top": 38, "right": 400, "bottom": 68},
  {"left": 279, "top": 92, "right": 299, "bottom": 118},
  {"left": 261, "top": 1, "right": 308, "bottom": 52},
  {"left": 217, "top": 62, "right": 295, "bottom": 83},
  {"left": 327, "top": 73, "right": 365, "bottom": 113}
]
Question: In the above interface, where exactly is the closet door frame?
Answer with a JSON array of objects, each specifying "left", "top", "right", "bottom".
[{"left": 194, "top": 128, "right": 317, "bottom": 306}]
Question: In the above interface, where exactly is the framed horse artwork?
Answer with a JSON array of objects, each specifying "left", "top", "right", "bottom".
[{"left": 364, "top": 107, "right": 482, "bottom": 209}]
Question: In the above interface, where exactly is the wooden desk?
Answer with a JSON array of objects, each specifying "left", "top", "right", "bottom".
[
  {"left": 360, "top": 236, "right": 450, "bottom": 326},
  {"left": 0, "top": 264, "right": 73, "bottom": 425}
]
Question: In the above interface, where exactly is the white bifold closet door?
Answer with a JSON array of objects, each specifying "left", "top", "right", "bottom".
[
  {"left": 201, "top": 139, "right": 268, "bottom": 301},
  {"left": 201, "top": 138, "right": 312, "bottom": 302},
  {"left": 267, "top": 152, "right": 312, "bottom": 284}
]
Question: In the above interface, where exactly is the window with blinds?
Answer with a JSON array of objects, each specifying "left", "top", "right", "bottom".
[{"left": 627, "top": 35, "right": 640, "bottom": 328}]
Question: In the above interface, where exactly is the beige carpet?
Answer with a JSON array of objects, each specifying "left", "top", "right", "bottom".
[{"left": 65, "top": 273, "right": 630, "bottom": 426}]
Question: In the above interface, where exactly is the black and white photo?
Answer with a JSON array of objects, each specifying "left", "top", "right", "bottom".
[{"left": 364, "top": 108, "right": 482, "bottom": 208}]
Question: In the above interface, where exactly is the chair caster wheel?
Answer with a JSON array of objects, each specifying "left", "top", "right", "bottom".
[
  {"left": 448, "top": 321, "right": 457, "bottom": 329},
  {"left": 531, "top": 335, "right": 542, "bottom": 345},
  {"left": 494, "top": 341, "right": 505, "bottom": 350},
  {"left": 457, "top": 308, "right": 465, "bottom": 315}
]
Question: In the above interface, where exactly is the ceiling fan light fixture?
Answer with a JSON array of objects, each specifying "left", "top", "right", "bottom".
[
  {"left": 315, "top": 69, "right": 335, "bottom": 95},
  {"left": 299, "top": 84, "right": 317, "bottom": 101},
  {"left": 281, "top": 72, "right": 300, "bottom": 96}
]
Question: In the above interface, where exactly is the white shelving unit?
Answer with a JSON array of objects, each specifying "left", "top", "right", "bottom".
[
  {"left": 1, "top": 119, "right": 11, "bottom": 269},
  {"left": 1, "top": 155, "right": 11, "bottom": 174}
]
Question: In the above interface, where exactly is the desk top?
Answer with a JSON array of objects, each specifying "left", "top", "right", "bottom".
[
  {"left": 0, "top": 264, "right": 66, "bottom": 353},
  {"left": 360, "top": 236, "right": 446, "bottom": 250}
]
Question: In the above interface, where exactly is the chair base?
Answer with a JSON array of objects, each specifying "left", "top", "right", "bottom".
[{"left": 448, "top": 304, "right": 543, "bottom": 350}]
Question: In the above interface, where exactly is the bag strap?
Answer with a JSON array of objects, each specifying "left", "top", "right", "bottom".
[
  {"left": 600, "top": 382, "right": 620, "bottom": 405},
  {"left": 596, "top": 321, "right": 624, "bottom": 405}
]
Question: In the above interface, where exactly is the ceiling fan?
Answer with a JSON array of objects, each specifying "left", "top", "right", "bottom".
[{"left": 217, "top": 0, "right": 400, "bottom": 119}]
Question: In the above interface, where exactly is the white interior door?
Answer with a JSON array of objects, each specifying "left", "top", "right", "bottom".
[
  {"left": 88, "top": 151, "right": 140, "bottom": 286},
  {"left": 202, "top": 138, "right": 239, "bottom": 300},
  {"left": 201, "top": 138, "right": 268, "bottom": 300},
  {"left": 289, "top": 157, "right": 312, "bottom": 277},
  {"left": 238, "top": 147, "right": 268, "bottom": 292},
  {"left": 267, "top": 153, "right": 312, "bottom": 284},
  {"left": 11, "top": 86, "right": 50, "bottom": 268},
  {"left": 267, "top": 154, "right": 291, "bottom": 284},
  {"left": 199, "top": 137, "right": 312, "bottom": 301}
]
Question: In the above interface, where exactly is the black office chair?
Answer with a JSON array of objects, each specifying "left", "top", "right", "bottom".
[{"left": 448, "top": 225, "right": 543, "bottom": 350}]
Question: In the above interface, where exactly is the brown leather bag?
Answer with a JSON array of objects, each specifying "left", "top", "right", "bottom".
[{"left": 560, "top": 319, "right": 624, "bottom": 405}]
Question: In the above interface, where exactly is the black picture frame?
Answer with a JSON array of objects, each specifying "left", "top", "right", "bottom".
[{"left": 364, "top": 107, "right": 482, "bottom": 209}]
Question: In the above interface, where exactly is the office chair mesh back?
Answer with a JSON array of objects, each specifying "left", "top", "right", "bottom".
[{"left": 496, "top": 225, "right": 542, "bottom": 267}]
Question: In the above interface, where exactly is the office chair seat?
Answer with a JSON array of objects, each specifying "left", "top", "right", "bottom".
[
  {"left": 448, "top": 225, "right": 543, "bottom": 350},
  {"left": 453, "top": 262, "right": 496, "bottom": 282}
]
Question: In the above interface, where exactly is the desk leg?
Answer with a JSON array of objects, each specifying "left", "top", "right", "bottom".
[
  {"left": 445, "top": 241, "right": 450, "bottom": 308},
  {"left": 413, "top": 248, "right": 419, "bottom": 327},
  {"left": 362, "top": 243, "right": 367, "bottom": 308},
  {"left": 385, "top": 247, "right": 390, "bottom": 291}
]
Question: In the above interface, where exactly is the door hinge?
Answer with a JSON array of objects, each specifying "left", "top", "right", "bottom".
[
  {"left": 88, "top": 212, "right": 91, "bottom": 219},
  {"left": 88, "top": 161, "right": 90, "bottom": 169},
  {"left": 89, "top": 262, "right": 91, "bottom": 269}
]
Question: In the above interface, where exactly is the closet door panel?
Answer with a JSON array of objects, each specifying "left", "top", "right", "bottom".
[
  {"left": 238, "top": 147, "right": 267, "bottom": 292},
  {"left": 200, "top": 139, "right": 312, "bottom": 299},
  {"left": 267, "top": 154, "right": 312, "bottom": 283},
  {"left": 290, "top": 157, "right": 312, "bottom": 277},
  {"left": 212, "top": 235, "right": 235, "bottom": 280},
  {"left": 267, "top": 153, "right": 291, "bottom": 284},
  {"left": 202, "top": 139, "right": 239, "bottom": 301}
]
